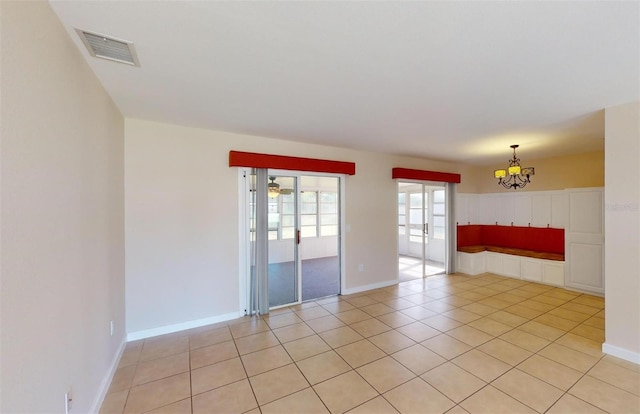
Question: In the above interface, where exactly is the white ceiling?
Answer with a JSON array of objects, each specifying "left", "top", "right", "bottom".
[{"left": 49, "top": 1, "right": 639, "bottom": 165}]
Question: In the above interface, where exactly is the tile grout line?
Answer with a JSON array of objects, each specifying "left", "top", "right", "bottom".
[
  {"left": 366, "top": 277, "right": 603, "bottom": 413},
  {"left": 229, "top": 322, "right": 262, "bottom": 413},
  {"left": 416, "top": 279, "right": 557, "bottom": 412},
  {"left": 102, "top": 273, "right": 618, "bottom": 414},
  {"left": 534, "top": 346, "right": 615, "bottom": 414},
  {"left": 266, "top": 312, "right": 334, "bottom": 413}
]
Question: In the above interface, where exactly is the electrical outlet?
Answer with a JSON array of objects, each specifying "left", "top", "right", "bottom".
[
  {"left": 358, "top": 264, "right": 364, "bottom": 272},
  {"left": 110, "top": 320, "right": 114, "bottom": 337},
  {"left": 64, "top": 390, "right": 72, "bottom": 414}
]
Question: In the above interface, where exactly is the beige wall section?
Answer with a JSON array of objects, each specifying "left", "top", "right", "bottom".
[
  {"left": 1, "top": 2, "right": 125, "bottom": 413},
  {"left": 471, "top": 151, "right": 604, "bottom": 193},
  {"left": 604, "top": 101, "right": 640, "bottom": 362},
  {"left": 125, "top": 119, "right": 473, "bottom": 333}
]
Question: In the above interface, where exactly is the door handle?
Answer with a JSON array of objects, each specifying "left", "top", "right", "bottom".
[
  {"left": 424, "top": 223, "right": 428, "bottom": 235},
  {"left": 296, "top": 229, "right": 301, "bottom": 245}
]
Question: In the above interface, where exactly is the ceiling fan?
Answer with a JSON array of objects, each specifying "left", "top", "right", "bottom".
[{"left": 268, "top": 176, "right": 293, "bottom": 198}]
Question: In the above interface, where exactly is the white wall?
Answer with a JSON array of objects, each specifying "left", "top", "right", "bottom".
[
  {"left": 125, "top": 119, "right": 471, "bottom": 334},
  {"left": 1, "top": 1, "right": 125, "bottom": 412},
  {"left": 604, "top": 101, "right": 640, "bottom": 362}
]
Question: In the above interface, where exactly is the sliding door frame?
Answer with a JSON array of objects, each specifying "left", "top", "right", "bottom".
[{"left": 239, "top": 168, "right": 347, "bottom": 314}]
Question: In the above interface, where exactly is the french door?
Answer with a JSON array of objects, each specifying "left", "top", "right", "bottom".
[
  {"left": 398, "top": 182, "right": 447, "bottom": 278},
  {"left": 407, "top": 188, "right": 429, "bottom": 258}
]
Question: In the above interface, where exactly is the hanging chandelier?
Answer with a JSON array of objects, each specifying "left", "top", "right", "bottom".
[{"left": 494, "top": 145, "right": 535, "bottom": 190}]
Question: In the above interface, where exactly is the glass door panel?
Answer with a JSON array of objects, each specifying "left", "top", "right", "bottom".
[
  {"left": 408, "top": 190, "right": 426, "bottom": 258},
  {"left": 300, "top": 176, "right": 340, "bottom": 301},
  {"left": 268, "top": 175, "right": 298, "bottom": 307},
  {"left": 425, "top": 186, "right": 446, "bottom": 275}
]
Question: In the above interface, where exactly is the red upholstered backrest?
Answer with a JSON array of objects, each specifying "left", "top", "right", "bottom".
[
  {"left": 457, "top": 225, "right": 564, "bottom": 255},
  {"left": 457, "top": 225, "right": 483, "bottom": 247}
]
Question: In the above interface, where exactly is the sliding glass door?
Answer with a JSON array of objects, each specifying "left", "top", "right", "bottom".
[
  {"left": 267, "top": 175, "right": 299, "bottom": 307},
  {"left": 246, "top": 170, "right": 342, "bottom": 314},
  {"left": 299, "top": 176, "right": 340, "bottom": 302}
]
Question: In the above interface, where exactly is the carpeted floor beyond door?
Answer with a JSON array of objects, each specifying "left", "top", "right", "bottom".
[{"left": 269, "top": 256, "right": 340, "bottom": 306}]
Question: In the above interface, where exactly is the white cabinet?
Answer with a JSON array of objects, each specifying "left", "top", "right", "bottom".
[
  {"left": 565, "top": 188, "right": 604, "bottom": 294},
  {"left": 543, "top": 262, "right": 564, "bottom": 286},
  {"left": 467, "top": 195, "right": 479, "bottom": 224},
  {"left": 521, "top": 259, "right": 543, "bottom": 282},
  {"left": 478, "top": 195, "right": 496, "bottom": 225},
  {"left": 457, "top": 251, "right": 486, "bottom": 275},
  {"left": 551, "top": 192, "right": 569, "bottom": 229},
  {"left": 458, "top": 251, "right": 564, "bottom": 287},
  {"left": 485, "top": 252, "right": 503, "bottom": 274},
  {"left": 456, "top": 193, "right": 480, "bottom": 225},
  {"left": 456, "top": 194, "right": 469, "bottom": 225},
  {"left": 531, "top": 194, "right": 552, "bottom": 227},
  {"left": 460, "top": 190, "right": 571, "bottom": 229},
  {"left": 503, "top": 255, "right": 521, "bottom": 278},
  {"left": 513, "top": 194, "right": 532, "bottom": 226},
  {"left": 499, "top": 195, "right": 516, "bottom": 226},
  {"left": 521, "top": 258, "right": 564, "bottom": 287}
]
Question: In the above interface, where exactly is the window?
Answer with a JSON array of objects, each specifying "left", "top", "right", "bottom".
[
  {"left": 268, "top": 197, "right": 281, "bottom": 240},
  {"left": 267, "top": 192, "right": 296, "bottom": 240},
  {"left": 320, "top": 191, "right": 338, "bottom": 236},
  {"left": 300, "top": 191, "right": 318, "bottom": 238},
  {"left": 409, "top": 192, "right": 425, "bottom": 243},
  {"left": 268, "top": 189, "right": 339, "bottom": 240},
  {"left": 432, "top": 189, "right": 445, "bottom": 239},
  {"left": 398, "top": 193, "right": 406, "bottom": 235},
  {"left": 280, "top": 192, "right": 295, "bottom": 239}
]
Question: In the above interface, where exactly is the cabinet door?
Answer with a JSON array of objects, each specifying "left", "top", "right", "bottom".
[
  {"left": 543, "top": 262, "right": 564, "bottom": 286},
  {"left": 458, "top": 252, "right": 471, "bottom": 275},
  {"left": 503, "top": 255, "right": 521, "bottom": 278},
  {"left": 486, "top": 252, "right": 503, "bottom": 275},
  {"left": 456, "top": 193, "right": 478, "bottom": 226},
  {"left": 456, "top": 194, "right": 469, "bottom": 225},
  {"left": 521, "top": 259, "right": 543, "bottom": 282},
  {"left": 513, "top": 194, "right": 532, "bottom": 226},
  {"left": 551, "top": 192, "right": 569, "bottom": 229},
  {"left": 565, "top": 189, "right": 604, "bottom": 294},
  {"left": 467, "top": 194, "right": 479, "bottom": 224},
  {"left": 531, "top": 194, "right": 552, "bottom": 228},
  {"left": 481, "top": 194, "right": 514, "bottom": 226},
  {"left": 478, "top": 195, "right": 495, "bottom": 225},
  {"left": 499, "top": 195, "right": 516, "bottom": 226}
]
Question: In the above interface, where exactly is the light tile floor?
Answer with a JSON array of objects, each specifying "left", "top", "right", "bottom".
[
  {"left": 101, "top": 273, "right": 640, "bottom": 414},
  {"left": 398, "top": 256, "right": 444, "bottom": 282}
]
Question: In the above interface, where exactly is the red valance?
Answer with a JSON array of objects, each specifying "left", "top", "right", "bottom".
[
  {"left": 229, "top": 151, "right": 356, "bottom": 175},
  {"left": 392, "top": 167, "right": 460, "bottom": 183}
]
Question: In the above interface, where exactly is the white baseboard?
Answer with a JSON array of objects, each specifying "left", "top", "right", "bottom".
[
  {"left": 602, "top": 342, "right": 640, "bottom": 364},
  {"left": 342, "top": 279, "right": 398, "bottom": 296},
  {"left": 127, "top": 311, "right": 243, "bottom": 342},
  {"left": 90, "top": 339, "right": 126, "bottom": 414}
]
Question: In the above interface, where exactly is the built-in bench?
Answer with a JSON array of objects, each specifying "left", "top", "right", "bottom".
[
  {"left": 456, "top": 224, "right": 566, "bottom": 285},
  {"left": 458, "top": 245, "right": 564, "bottom": 261}
]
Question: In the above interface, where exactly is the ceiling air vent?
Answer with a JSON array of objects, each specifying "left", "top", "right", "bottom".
[{"left": 75, "top": 29, "right": 140, "bottom": 67}]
